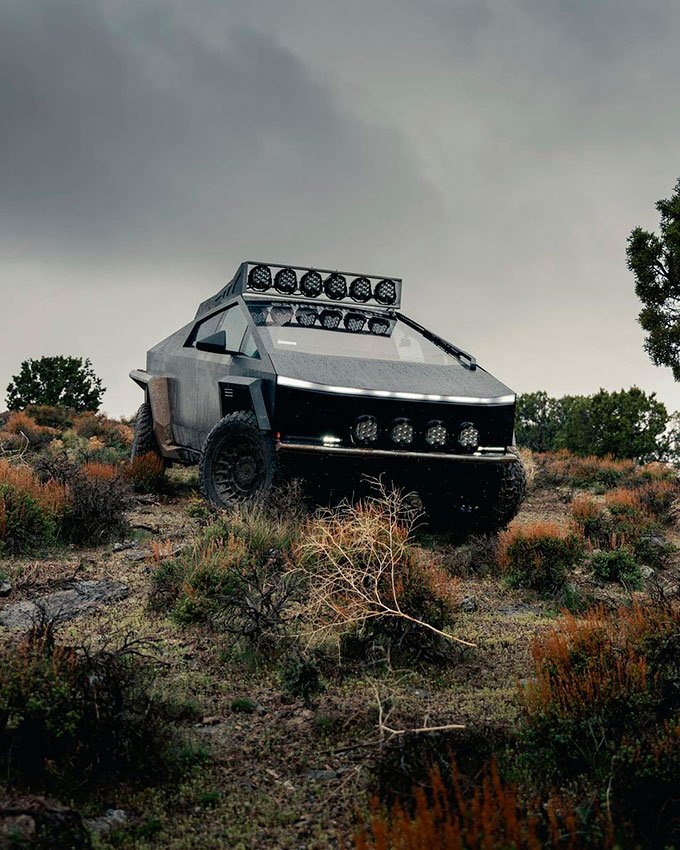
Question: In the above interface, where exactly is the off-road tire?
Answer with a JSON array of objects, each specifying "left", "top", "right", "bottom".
[
  {"left": 422, "top": 457, "right": 527, "bottom": 535},
  {"left": 476, "top": 457, "right": 527, "bottom": 532},
  {"left": 199, "top": 411, "right": 276, "bottom": 509},
  {"left": 131, "top": 402, "right": 162, "bottom": 461}
]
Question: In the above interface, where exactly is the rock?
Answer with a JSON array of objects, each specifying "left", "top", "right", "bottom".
[
  {"left": 459, "top": 595, "right": 477, "bottom": 613},
  {"left": 0, "top": 796, "right": 92, "bottom": 849},
  {"left": 112, "top": 541, "right": 136, "bottom": 553},
  {"left": 126, "top": 550, "right": 150, "bottom": 562},
  {"left": 0, "top": 580, "right": 129, "bottom": 630},
  {"left": 0, "top": 581, "right": 12, "bottom": 598},
  {"left": 85, "top": 809, "right": 127, "bottom": 836},
  {"left": 304, "top": 769, "right": 339, "bottom": 781},
  {"left": 201, "top": 715, "right": 223, "bottom": 726},
  {"left": 641, "top": 565, "right": 655, "bottom": 580}
]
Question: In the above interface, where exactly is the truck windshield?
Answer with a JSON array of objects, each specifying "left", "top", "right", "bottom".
[{"left": 248, "top": 303, "right": 460, "bottom": 367}]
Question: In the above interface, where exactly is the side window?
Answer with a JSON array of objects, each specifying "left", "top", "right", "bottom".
[
  {"left": 241, "top": 329, "right": 260, "bottom": 359},
  {"left": 217, "top": 305, "right": 248, "bottom": 352},
  {"left": 192, "top": 305, "right": 248, "bottom": 352}
]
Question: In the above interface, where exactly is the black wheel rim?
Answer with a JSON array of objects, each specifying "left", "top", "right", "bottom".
[{"left": 212, "top": 434, "right": 266, "bottom": 504}]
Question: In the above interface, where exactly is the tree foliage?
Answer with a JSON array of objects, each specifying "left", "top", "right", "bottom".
[
  {"left": 6, "top": 356, "right": 105, "bottom": 413},
  {"left": 516, "top": 387, "right": 669, "bottom": 461},
  {"left": 627, "top": 177, "right": 680, "bottom": 379}
]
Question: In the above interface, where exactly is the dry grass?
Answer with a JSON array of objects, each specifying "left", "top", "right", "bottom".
[
  {"left": 293, "top": 484, "right": 469, "bottom": 647},
  {"left": 0, "top": 459, "right": 68, "bottom": 517}
]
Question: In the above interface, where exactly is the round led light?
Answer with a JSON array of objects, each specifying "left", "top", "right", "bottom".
[
  {"left": 274, "top": 267, "right": 297, "bottom": 294},
  {"left": 425, "top": 420, "right": 448, "bottom": 449},
  {"left": 458, "top": 422, "right": 479, "bottom": 451},
  {"left": 375, "top": 279, "right": 397, "bottom": 305},
  {"left": 390, "top": 417, "right": 414, "bottom": 446},
  {"left": 248, "top": 264, "right": 272, "bottom": 291},
  {"left": 300, "top": 270, "right": 323, "bottom": 298},
  {"left": 354, "top": 415, "right": 379, "bottom": 445},
  {"left": 320, "top": 309, "right": 342, "bottom": 330},
  {"left": 250, "top": 306, "right": 269, "bottom": 326},
  {"left": 296, "top": 307, "right": 318, "bottom": 327},
  {"left": 344, "top": 312, "right": 366, "bottom": 333},
  {"left": 349, "top": 277, "right": 372, "bottom": 303},
  {"left": 368, "top": 316, "right": 390, "bottom": 335},
  {"left": 324, "top": 273, "right": 347, "bottom": 300}
]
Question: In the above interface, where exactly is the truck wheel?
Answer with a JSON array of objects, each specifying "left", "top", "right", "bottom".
[
  {"left": 199, "top": 411, "right": 276, "bottom": 509},
  {"left": 423, "top": 458, "right": 527, "bottom": 535},
  {"left": 131, "top": 402, "right": 162, "bottom": 461}
]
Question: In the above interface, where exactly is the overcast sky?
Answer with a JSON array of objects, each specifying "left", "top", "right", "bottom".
[{"left": 1, "top": 0, "right": 679, "bottom": 416}]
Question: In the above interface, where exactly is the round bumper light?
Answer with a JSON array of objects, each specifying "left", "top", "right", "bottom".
[
  {"left": 350, "top": 277, "right": 372, "bottom": 303},
  {"left": 248, "top": 264, "right": 272, "bottom": 291},
  {"left": 391, "top": 417, "right": 414, "bottom": 446},
  {"left": 296, "top": 306, "right": 318, "bottom": 327},
  {"left": 274, "top": 267, "right": 297, "bottom": 294},
  {"left": 458, "top": 423, "right": 479, "bottom": 451},
  {"left": 375, "top": 278, "right": 397, "bottom": 305},
  {"left": 320, "top": 309, "right": 342, "bottom": 330},
  {"left": 354, "top": 415, "right": 379, "bottom": 445},
  {"left": 300, "top": 270, "right": 323, "bottom": 297},
  {"left": 425, "top": 421, "right": 447, "bottom": 448},
  {"left": 324, "top": 273, "right": 347, "bottom": 300}
]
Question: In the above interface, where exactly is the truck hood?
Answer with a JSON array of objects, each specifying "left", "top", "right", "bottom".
[{"left": 269, "top": 351, "right": 514, "bottom": 403}]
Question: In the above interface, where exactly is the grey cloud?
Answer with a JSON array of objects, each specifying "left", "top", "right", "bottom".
[{"left": 0, "top": 0, "right": 445, "bottom": 266}]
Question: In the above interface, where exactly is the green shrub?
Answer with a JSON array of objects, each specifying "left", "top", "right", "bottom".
[
  {"left": 149, "top": 499, "right": 303, "bottom": 648},
  {"left": 0, "top": 461, "right": 66, "bottom": 554},
  {"left": 280, "top": 653, "right": 325, "bottom": 707},
  {"left": 498, "top": 521, "right": 584, "bottom": 593},
  {"left": 590, "top": 548, "right": 643, "bottom": 588},
  {"left": 0, "top": 634, "right": 190, "bottom": 795}
]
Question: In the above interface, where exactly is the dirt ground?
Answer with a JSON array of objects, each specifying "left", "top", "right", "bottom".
[{"left": 2, "top": 477, "right": 679, "bottom": 850}]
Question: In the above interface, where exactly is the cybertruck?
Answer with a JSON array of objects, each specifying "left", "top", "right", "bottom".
[{"left": 130, "top": 262, "right": 525, "bottom": 531}]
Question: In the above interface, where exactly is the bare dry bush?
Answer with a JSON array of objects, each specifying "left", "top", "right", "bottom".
[{"left": 292, "top": 482, "right": 471, "bottom": 648}]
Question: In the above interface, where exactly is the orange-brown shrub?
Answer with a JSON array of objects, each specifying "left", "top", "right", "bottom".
[
  {"left": 82, "top": 461, "right": 120, "bottom": 481},
  {"left": 1, "top": 411, "right": 55, "bottom": 449},
  {"left": 0, "top": 460, "right": 68, "bottom": 552},
  {"left": 354, "top": 762, "right": 610, "bottom": 850},
  {"left": 519, "top": 602, "right": 680, "bottom": 782},
  {"left": 497, "top": 521, "right": 583, "bottom": 592},
  {"left": 128, "top": 452, "right": 166, "bottom": 493},
  {"left": 73, "top": 412, "right": 133, "bottom": 448},
  {"left": 636, "top": 478, "right": 677, "bottom": 521},
  {"left": 535, "top": 451, "right": 638, "bottom": 489}
]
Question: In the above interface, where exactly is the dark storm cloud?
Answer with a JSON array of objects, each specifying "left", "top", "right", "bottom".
[{"left": 0, "top": 0, "right": 444, "bottom": 265}]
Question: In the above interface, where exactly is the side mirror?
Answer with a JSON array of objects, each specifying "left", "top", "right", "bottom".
[{"left": 196, "top": 330, "right": 236, "bottom": 354}]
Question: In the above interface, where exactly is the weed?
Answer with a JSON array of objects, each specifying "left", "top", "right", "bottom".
[
  {"left": 590, "top": 548, "right": 643, "bottom": 588},
  {"left": 281, "top": 653, "right": 325, "bottom": 707},
  {"left": 497, "top": 521, "right": 583, "bottom": 593},
  {"left": 231, "top": 697, "right": 256, "bottom": 713},
  {"left": 128, "top": 451, "right": 166, "bottom": 493}
]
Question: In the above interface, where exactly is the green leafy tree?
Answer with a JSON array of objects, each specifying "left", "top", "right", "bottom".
[
  {"left": 6, "top": 356, "right": 105, "bottom": 413},
  {"left": 515, "top": 391, "right": 572, "bottom": 452},
  {"left": 557, "top": 387, "right": 668, "bottom": 461},
  {"left": 627, "top": 177, "right": 680, "bottom": 379},
  {"left": 516, "top": 388, "right": 669, "bottom": 461}
]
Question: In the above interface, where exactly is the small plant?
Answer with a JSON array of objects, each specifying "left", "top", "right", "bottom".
[
  {"left": 281, "top": 653, "right": 325, "bottom": 707},
  {"left": 231, "top": 697, "right": 256, "bottom": 713},
  {"left": 497, "top": 521, "right": 583, "bottom": 593},
  {"left": 128, "top": 451, "right": 166, "bottom": 493},
  {"left": 590, "top": 548, "right": 643, "bottom": 588}
]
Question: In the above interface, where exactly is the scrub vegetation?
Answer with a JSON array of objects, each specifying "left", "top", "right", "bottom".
[{"left": 1, "top": 404, "right": 680, "bottom": 849}]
